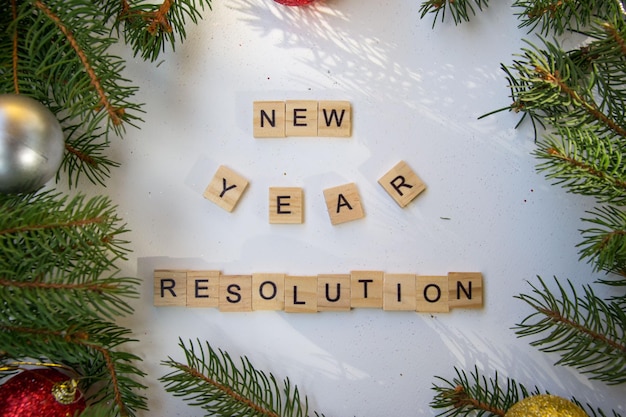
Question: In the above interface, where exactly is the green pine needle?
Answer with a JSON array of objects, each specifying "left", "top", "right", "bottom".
[
  {"left": 160, "top": 339, "right": 325, "bottom": 417},
  {"left": 515, "top": 277, "right": 626, "bottom": 385},
  {"left": 419, "top": 0, "right": 490, "bottom": 27}
]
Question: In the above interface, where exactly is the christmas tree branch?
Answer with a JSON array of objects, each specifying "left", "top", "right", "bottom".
[
  {"left": 430, "top": 366, "right": 533, "bottom": 417},
  {"left": 419, "top": 0, "right": 489, "bottom": 27},
  {"left": 33, "top": 0, "right": 124, "bottom": 126},
  {"left": 0, "top": 322, "right": 147, "bottom": 417},
  {"left": 10, "top": 0, "right": 18, "bottom": 93},
  {"left": 515, "top": 277, "right": 626, "bottom": 385},
  {"left": 160, "top": 339, "right": 324, "bottom": 417},
  {"left": 103, "top": 0, "right": 213, "bottom": 61}
]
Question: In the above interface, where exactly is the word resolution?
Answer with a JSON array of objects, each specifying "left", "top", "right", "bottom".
[{"left": 154, "top": 270, "right": 483, "bottom": 313}]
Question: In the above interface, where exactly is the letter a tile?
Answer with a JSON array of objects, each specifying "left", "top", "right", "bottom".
[
  {"left": 203, "top": 165, "right": 249, "bottom": 212},
  {"left": 378, "top": 160, "right": 426, "bottom": 208},
  {"left": 323, "top": 183, "right": 365, "bottom": 225}
]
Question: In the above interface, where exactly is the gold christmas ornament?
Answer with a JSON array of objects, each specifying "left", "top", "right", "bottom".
[{"left": 505, "top": 394, "right": 588, "bottom": 417}]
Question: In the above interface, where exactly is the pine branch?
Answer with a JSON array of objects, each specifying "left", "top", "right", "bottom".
[
  {"left": 534, "top": 130, "right": 626, "bottom": 206},
  {"left": 160, "top": 339, "right": 325, "bottom": 417},
  {"left": 0, "top": 191, "right": 146, "bottom": 416},
  {"left": 515, "top": 277, "right": 626, "bottom": 385},
  {"left": 419, "top": 0, "right": 489, "bottom": 27},
  {"left": 514, "top": 0, "right": 621, "bottom": 35},
  {"left": 100, "top": 0, "right": 213, "bottom": 62},
  {"left": 430, "top": 366, "right": 533, "bottom": 417},
  {"left": 577, "top": 206, "right": 626, "bottom": 276},
  {"left": 0, "top": 321, "right": 147, "bottom": 417}
]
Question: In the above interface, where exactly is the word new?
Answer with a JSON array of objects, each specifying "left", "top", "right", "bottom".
[
  {"left": 154, "top": 270, "right": 483, "bottom": 313},
  {"left": 253, "top": 100, "right": 351, "bottom": 138},
  {"left": 203, "top": 160, "right": 426, "bottom": 224}
]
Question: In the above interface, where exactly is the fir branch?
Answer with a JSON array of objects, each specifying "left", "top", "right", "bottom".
[
  {"left": 515, "top": 277, "right": 626, "bottom": 385},
  {"left": 32, "top": 0, "right": 123, "bottom": 126},
  {"left": 514, "top": 0, "right": 621, "bottom": 35},
  {"left": 577, "top": 206, "right": 626, "bottom": 275},
  {"left": 419, "top": 0, "right": 489, "bottom": 27},
  {"left": 430, "top": 366, "right": 533, "bottom": 417},
  {"left": 59, "top": 121, "right": 121, "bottom": 188},
  {"left": 101, "top": 0, "right": 213, "bottom": 62},
  {"left": 10, "top": 0, "right": 18, "bottom": 93},
  {"left": 160, "top": 339, "right": 324, "bottom": 417},
  {"left": 0, "top": 321, "right": 147, "bottom": 417},
  {"left": 534, "top": 130, "right": 626, "bottom": 205}
]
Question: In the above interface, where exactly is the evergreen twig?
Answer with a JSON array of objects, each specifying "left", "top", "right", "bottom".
[
  {"left": 419, "top": 0, "right": 489, "bottom": 27},
  {"left": 160, "top": 339, "right": 325, "bottom": 417},
  {"left": 515, "top": 277, "right": 626, "bottom": 385},
  {"left": 430, "top": 366, "right": 533, "bottom": 417}
]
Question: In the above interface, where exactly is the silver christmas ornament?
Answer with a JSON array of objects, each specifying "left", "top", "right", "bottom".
[{"left": 0, "top": 94, "right": 64, "bottom": 194}]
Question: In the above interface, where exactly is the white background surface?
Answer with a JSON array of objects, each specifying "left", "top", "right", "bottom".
[{"left": 88, "top": 0, "right": 625, "bottom": 415}]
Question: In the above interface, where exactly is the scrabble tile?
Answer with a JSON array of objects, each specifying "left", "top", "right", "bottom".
[
  {"left": 269, "top": 187, "right": 304, "bottom": 224},
  {"left": 383, "top": 273, "right": 417, "bottom": 311},
  {"left": 154, "top": 270, "right": 187, "bottom": 307},
  {"left": 378, "top": 160, "right": 427, "bottom": 208},
  {"left": 203, "top": 165, "right": 249, "bottom": 212},
  {"left": 448, "top": 272, "right": 483, "bottom": 309},
  {"left": 350, "top": 270, "right": 383, "bottom": 308},
  {"left": 323, "top": 183, "right": 365, "bottom": 225},
  {"left": 318, "top": 101, "right": 351, "bottom": 137},
  {"left": 253, "top": 101, "right": 286, "bottom": 138},
  {"left": 285, "top": 275, "right": 318, "bottom": 313},
  {"left": 416, "top": 275, "right": 449, "bottom": 313},
  {"left": 186, "top": 270, "right": 220, "bottom": 308},
  {"left": 317, "top": 274, "right": 351, "bottom": 312},
  {"left": 219, "top": 275, "right": 252, "bottom": 312},
  {"left": 285, "top": 100, "right": 318, "bottom": 137},
  {"left": 252, "top": 273, "right": 285, "bottom": 310}
]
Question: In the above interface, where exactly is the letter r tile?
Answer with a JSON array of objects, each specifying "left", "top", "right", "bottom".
[
  {"left": 203, "top": 165, "right": 249, "bottom": 212},
  {"left": 154, "top": 270, "right": 187, "bottom": 307},
  {"left": 378, "top": 160, "right": 426, "bottom": 208}
]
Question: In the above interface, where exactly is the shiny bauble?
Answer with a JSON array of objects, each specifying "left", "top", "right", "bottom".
[
  {"left": 0, "top": 368, "right": 86, "bottom": 417},
  {"left": 273, "top": 0, "right": 316, "bottom": 6},
  {"left": 0, "top": 94, "right": 64, "bottom": 194},
  {"left": 505, "top": 394, "right": 588, "bottom": 417}
]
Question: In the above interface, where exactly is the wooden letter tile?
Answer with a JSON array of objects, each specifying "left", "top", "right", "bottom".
[
  {"left": 350, "top": 270, "right": 383, "bottom": 308},
  {"left": 378, "top": 160, "right": 426, "bottom": 208},
  {"left": 383, "top": 273, "right": 417, "bottom": 311},
  {"left": 285, "top": 275, "right": 318, "bottom": 313},
  {"left": 154, "top": 270, "right": 187, "bottom": 307},
  {"left": 203, "top": 165, "right": 249, "bottom": 212},
  {"left": 448, "top": 272, "right": 483, "bottom": 309},
  {"left": 317, "top": 274, "right": 351, "bottom": 312},
  {"left": 285, "top": 100, "right": 318, "bottom": 137},
  {"left": 269, "top": 187, "right": 304, "bottom": 224},
  {"left": 253, "top": 101, "right": 286, "bottom": 138},
  {"left": 416, "top": 275, "right": 449, "bottom": 313},
  {"left": 219, "top": 275, "right": 252, "bottom": 312},
  {"left": 318, "top": 101, "right": 351, "bottom": 137},
  {"left": 323, "top": 183, "right": 365, "bottom": 225},
  {"left": 252, "top": 273, "right": 285, "bottom": 311},
  {"left": 186, "top": 270, "right": 220, "bottom": 308}
]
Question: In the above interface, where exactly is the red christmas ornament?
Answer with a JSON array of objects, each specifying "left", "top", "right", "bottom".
[
  {"left": 0, "top": 368, "right": 86, "bottom": 417},
  {"left": 273, "top": 0, "right": 316, "bottom": 6}
]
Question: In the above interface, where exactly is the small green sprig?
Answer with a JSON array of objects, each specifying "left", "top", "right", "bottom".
[{"left": 161, "top": 339, "right": 325, "bottom": 417}]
